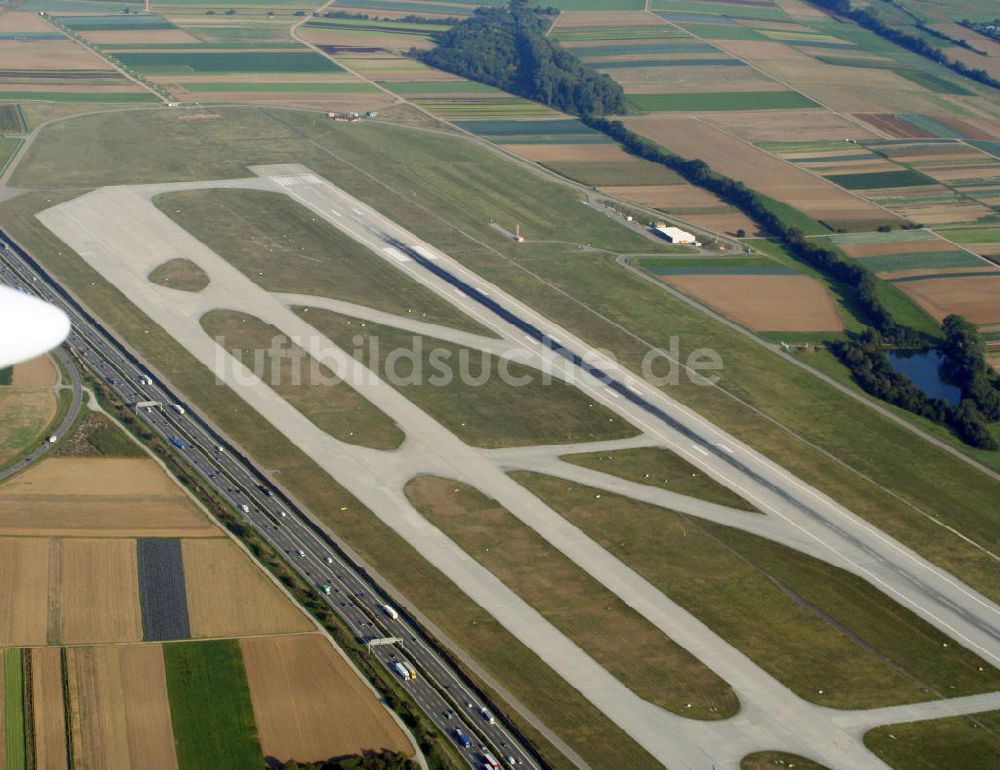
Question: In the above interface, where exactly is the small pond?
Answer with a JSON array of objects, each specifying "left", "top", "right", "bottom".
[{"left": 886, "top": 348, "right": 962, "bottom": 406}]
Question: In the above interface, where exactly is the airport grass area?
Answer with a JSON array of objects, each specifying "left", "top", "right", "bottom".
[
  {"left": 202, "top": 310, "right": 406, "bottom": 451},
  {"left": 562, "top": 446, "right": 759, "bottom": 510},
  {"left": 864, "top": 711, "right": 1000, "bottom": 770},
  {"left": 406, "top": 476, "right": 740, "bottom": 719},
  {"left": 513, "top": 472, "right": 1000, "bottom": 709},
  {"left": 163, "top": 640, "right": 262, "bottom": 770},
  {"left": 301, "top": 309, "right": 639, "bottom": 448},
  {"left": 155, "top": 188, "right": 489, "bottom": 334}
]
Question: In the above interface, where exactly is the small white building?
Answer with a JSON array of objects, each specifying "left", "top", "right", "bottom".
[{"left": 654, "top": 224, "right": 697, "bottom": 245}]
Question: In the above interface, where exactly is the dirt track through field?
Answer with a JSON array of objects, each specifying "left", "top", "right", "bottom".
[
  {"left": 30, "top": 647, "right": 68, "bottom": 770},
  {"left": 242, "top": 634, "right": 412, "bottom": 764}
]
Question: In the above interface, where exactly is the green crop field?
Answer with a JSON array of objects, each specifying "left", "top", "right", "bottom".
[
  {"left": 864, "top": 711, "right": 1000, "bottom": 770},
  {"left": 861, "top": 250, "right": 986, "bottom": 272},
  {"left": 826, "top": 169, "right": 938, "bottom": 190},
  {"left": 180, "top": 81, "right": 379, "bottom": 92},
  {"left": 940, "top": 226, "right": 1000, "bottom": 244},
  {"left": 3, "top": 649, "right": 25, "bottom": 770},
  {"left": 0, "top": 91, "right": 159, "bottom": 103},
  {"left": 652, "top": 0, "right": 790, "bottom": 21},
  {"left": 56, "top": 14, "right": 177, "bottom": 30},
  {"left": 831, "top": 229, "right": 938, "bottom": 245},
  {"left": 407, "top": 476, "right": 739, "bottom": 719},
  {"left": 676, "top": 23, "right": 769, "bottom": 40},
  {"left": 552, "top": 25, "right": 688, "bottom": 41},
  {"left": 115, "top": 51, "right": 343, "bottom": 74},
  {"left": 593, "top": 57, "right": 744, "bottom": 69},
  {"left": 163, "top": 640, "right": 262, "bottom": 770},
  {"left": 383, "top": 80, "right": 502, "bottom": 94},
  {"left": 300, "top": 309, "right": 640, "bottom": 448},
  {"left": 569, "top": 42, "right": 716, "bottom": 57},
  {"left": 514, "top": 472, "right": 1000, "bottom": 709},
  {"left": 626, "top": 91, "right": 818, "bottom": 113}
]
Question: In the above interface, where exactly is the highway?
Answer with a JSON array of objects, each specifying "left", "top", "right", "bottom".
[{"left": 0, "top": 234, "right": 542, "bottom": 770}]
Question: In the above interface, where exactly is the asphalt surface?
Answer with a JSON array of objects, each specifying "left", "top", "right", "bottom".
[{"left": 0, "top": 236, "right": 541, "bottom": 770}]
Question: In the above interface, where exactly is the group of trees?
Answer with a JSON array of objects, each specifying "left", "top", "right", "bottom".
[
  {"left": 416, "top": 0, "right": 625, "bottom": 116},
  {"left": 806, "top": 0, "right": 999, "bottom": 89},
  {"left": 834, "top": 324, "right": 1000, "bottom": 450},
  {"left": 960, "top": 19, "right": 1000, "bottom": 44},
  {"left": 279, "top": 751, "right": 418, "bottom": 770}
]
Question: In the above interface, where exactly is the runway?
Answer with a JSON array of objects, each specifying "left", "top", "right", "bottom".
[{"left": 35, "top": 163, "right": 1000, "bottom": 769}]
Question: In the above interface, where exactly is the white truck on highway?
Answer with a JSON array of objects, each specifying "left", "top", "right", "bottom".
[
  {"left": 171, "top": 403, "right": 185, "bottom": 415},
  {"left": 382, "top": 604, "right": 399, "bottom": 621},
  {"left": 240, "top": 504, "right": 250, "bottom": 514},
  {"left": 394, "top": 661, "right": 417, "bottom": 681}
]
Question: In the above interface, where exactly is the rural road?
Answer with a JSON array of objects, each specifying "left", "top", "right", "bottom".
[
  {"left": 33, "top": 165, "right": 1000, "bottom": 769},
  {"left": 0, "top": 346, "right": 82, "bottom": 484}
]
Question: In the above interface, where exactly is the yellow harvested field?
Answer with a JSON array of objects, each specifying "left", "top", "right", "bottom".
[
  {"left": 613, "top": 65, "right": 778, "bottom": 93},
  {"left": 242, "top": 634, "right": 412, "bottom": 764},
  {"left": 0, "top": 538, "right": 49, "bottom": 645},
  {"left": 555, "top": 11, "right": 666, "bottom": 27},
  {"left": 31, "top": 647, "right": 69, "bottom": 770},
  {"left": 0, "top": 458, "right": 218, "bottom": 537},
  {"left": 67, "top": 646, "right": 132, "bottom": 770},
  {"left": 164, "top": 86, "right": 394, "bottom": 111},
  {"left": 898, "top": 274, "right": 1000, "bottom": 325},
  {"left": 58, "top": 538, "right": 142, "bottom": 644},
  {"left": 682, "top": 210, "right": 760, "bottom": 236},
  {"left": 772, "top": 0, "right": 828, "bottom": 18},
  {"left": 183, "top": 538, "right": 314, "bottom": 638},
  {"left": 0, "top": 388, "right": 56, "bottom": 464},
  {"left": 119, "top": 645, "right": 179, "bottom": 770},
  {"left": 0, "top": 41, "right": 112, "bottom": 71},
  {"left": 505, "top": 143, "right": 635, "bottom": 163},
  {"left": 663, "top": 274, "right": 843, "bottom": 331},
  {"left": 81, "top": 29, "right": 201, "bottom": 44},
  {"left": 891, "top": 201, "right": 995, "bottom": 226},
  {"left": 701, "top": 110, "right": 876, "bottom": 142},
  {"left": 624, "top": 115, "right": 899, "bottom": 225},
  {"left": 0, "top": 11, "right": 58, "bottom": 32},
  {"left": 11, "top": 355, "right": 56, "bottom": 387}
]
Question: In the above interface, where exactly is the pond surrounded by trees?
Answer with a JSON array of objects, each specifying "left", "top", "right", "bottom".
[{"left": 886, "top": 349, "right": 962, "bottom": 406}]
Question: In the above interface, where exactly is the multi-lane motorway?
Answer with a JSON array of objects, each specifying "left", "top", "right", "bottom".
[{"left": 0, "top": 233, "right": 543, "bottom": 770}]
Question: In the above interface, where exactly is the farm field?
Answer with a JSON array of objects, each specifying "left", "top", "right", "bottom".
[
  {"left": 181, "top": 538, "right": 315, "bottom": 638},
  {"left": 0, "top": 457, "right": 218, "bottom": 537},
  {"left": 0, "top": 411, "right": 414, "bottom": 769},
  {"left": 241, "top": 634, "right": 413, "bottom": 763},
  {"left": 0, "top": 354, "right": 59, "bottom": 468}
]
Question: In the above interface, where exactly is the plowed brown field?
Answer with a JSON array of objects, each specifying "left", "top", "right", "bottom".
[
  {"left": 58, "top": 538, "right": 142, "bottom": 644},
  {"left": 0, "top": 538, "right": 49, "bottom": 645},
  {"left": 31, "top": 647, "right": 68, "bottom": 770},
  {"left": 183, "top": 539, "right": 313, "bottom": 638},
  {"left": 242, "top": 634, "right": 412, "bottom": 764},
  {"left": 0, "top": 458, "right": 218, "bottom": 537},
  {"left": 662, "top": 274, "right": 843, "bottom": 331},
  {"left": 119, "top": 644, "right": 178, "bottom": 770}
]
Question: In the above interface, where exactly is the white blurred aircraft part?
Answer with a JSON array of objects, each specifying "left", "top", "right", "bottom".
[{"left": 0, "top": 285, "right": 70, "bottom": 368}]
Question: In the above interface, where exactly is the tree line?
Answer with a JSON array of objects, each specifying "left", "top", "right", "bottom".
[
  {"left": 415, "top": 0, "right": 626, "bottom": 116},
  {"left": 833, "top": 319, "right": 1000, "bottom": 450},
  {"left": 806, "top": 0, "right": 999, "bottom": 89},
  {"left": 280, "top": 751, "right": 419, "bottom": 770}
]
